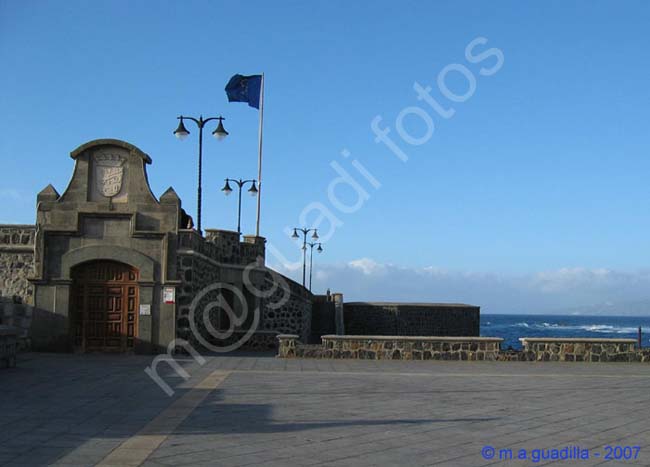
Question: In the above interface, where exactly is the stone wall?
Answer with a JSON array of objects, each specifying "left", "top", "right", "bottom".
[
  {"left": 176, "top": 241, "right": 225, "bottom": 346},
  {"left": 0, "top": 225, "right": 35, "bottom": 304},
  {"left": 278, "top": 335, "right": 503, "bottom": 361},
  {"left": 278, "top": 335, "right": 650, "bottom": 363},
  {"left": 344, "top": 302, "right": 480, "bottom": 337},
  {"left": 259, "top": 271, "right": 312, "bottom": 342},
  {"left": 177, "top": 229, "right": 312, "bottom": 349},
  {"left": 309, "top": 295, "right": 336, "bottom": 343},
  {"left": 186, "top": 229, "right": 266, "bottom": 265},
  {"left": 277, "top": 334, "right": 300, "bottom": 358},
  {"left": 638, "top": 349, "right": 650, "bottom": 362},
  {"left": 518, "top": 338, "right": 640, "bottom": 362}
]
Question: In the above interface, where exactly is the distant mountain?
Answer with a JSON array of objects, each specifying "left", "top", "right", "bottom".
[{"left": 561, "top": 300, "right": 650, "bottom": 317}]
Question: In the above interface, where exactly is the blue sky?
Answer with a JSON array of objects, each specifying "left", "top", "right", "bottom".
[{"left": 2, "top": 1, "right": 650, "bottom": 311}]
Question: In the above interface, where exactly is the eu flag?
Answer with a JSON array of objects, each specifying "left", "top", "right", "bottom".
[{"left": 225, "top": 74, "right": 262, "bottom": 109}]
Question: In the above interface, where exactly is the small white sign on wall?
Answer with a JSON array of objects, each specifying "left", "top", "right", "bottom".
[
  {"left": 163, "top": 287, "right": 176, "bottom": 304},
  {"left": 139, "top": 304, "right": 151, "bottom": 316}
]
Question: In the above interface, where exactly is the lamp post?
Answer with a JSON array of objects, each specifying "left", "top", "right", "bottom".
[
  {"left": 307, "top": 242, "right": 323, "bottom": 292},
  {"left": 173, "top": 115, "right": 229, "bottom": 234},
  {"left": 221, "top": 178, "right": 258, "bottom": 235},
  {"left": 291, "top": 228, "right": 319, "bottom": 288}
]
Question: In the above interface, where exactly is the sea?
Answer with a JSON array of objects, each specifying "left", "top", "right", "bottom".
[{"left": 481, "top": 314, "right": 650, "bottom": 350}]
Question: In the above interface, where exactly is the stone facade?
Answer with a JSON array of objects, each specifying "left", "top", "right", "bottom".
[
  {"left": 29, "top": 139, "right": 182, "bottom": 353},
  {"left": 344, "top": 302, "right": 480, "bottom": 337},
  {"left": 278, "top": 335, "right": 503, "bottom": 361},
  {"left": 0, "top": 225, "right": 35, "bottom": 304}
]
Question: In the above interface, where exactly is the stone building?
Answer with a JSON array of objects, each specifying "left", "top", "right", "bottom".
[
  {"left": 0, "top": 138, "right": 481, "bottom": 354},
  {"left": 0, "top": 139, "right": 312, "bottom": 353}
]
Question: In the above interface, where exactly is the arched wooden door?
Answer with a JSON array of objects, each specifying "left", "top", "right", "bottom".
[{"left": 71, "top": 260, "right": 139, "bottom": 352}]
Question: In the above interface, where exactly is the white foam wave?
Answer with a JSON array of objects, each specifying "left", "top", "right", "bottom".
[{"left": 493, "top": 321, "right": 641, "bottom": 334}]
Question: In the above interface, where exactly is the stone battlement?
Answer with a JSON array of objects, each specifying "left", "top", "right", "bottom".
[
  {"left": 178, "top": 229, "right": 265, "bottom": 266},
  {"left": 0, "top": 225, "right": 35, "bottom": 251}
]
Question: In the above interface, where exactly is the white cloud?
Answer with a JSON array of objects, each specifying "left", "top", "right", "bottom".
[
  {"left": 348, "top": 257, "right": 387, "bottom": 276},
  {"left": 272, "top": 258, "right": 650, "bottom": 315}
]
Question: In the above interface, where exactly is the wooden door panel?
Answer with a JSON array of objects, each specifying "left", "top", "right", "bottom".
[{"left": 71, "top": 260, "right": 139, "bottom": 352}]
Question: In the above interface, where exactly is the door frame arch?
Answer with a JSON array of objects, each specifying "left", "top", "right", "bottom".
[
  {"left": 61, "top": 245, "right": 154, "bottom": 282},
  {"left": 60, "top": 245, "right": 156, "bottom": 353}
]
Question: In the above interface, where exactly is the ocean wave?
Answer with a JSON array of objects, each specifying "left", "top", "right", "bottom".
[
  {"left": 481, "top": 315, "right": 650, "bottom": 349},
  {"left": 489, "top": 321, "right": 640, "bottom": 334}
]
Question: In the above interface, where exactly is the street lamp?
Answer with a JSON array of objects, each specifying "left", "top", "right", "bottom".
[
  {"left": 291, "top": 227, "right": 319, "bottom": 288},
  {"left": 221, "top": 178, "right": 258, "bottom": 235},
  {"left": 307, "top": 242, "right": 323, "bottom": 292},
  {"left": 173, "top": 114, "right": 229, "bottom": 234}
]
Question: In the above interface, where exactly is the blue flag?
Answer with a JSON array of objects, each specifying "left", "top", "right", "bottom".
[{"left": 225, "top": 74, "right": 262, "bottom": 109}]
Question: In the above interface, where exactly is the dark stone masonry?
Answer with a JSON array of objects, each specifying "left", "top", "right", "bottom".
[
  {"left": 175, "top": 229, "right": 313, "bottom": 350},
  {"left": 343, "top": 302, "right": 480, "bottom": 337}
]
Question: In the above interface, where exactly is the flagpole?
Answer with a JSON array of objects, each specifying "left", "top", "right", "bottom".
[{"left": 255, "top": 73, "right": 264, "bottom": 237}]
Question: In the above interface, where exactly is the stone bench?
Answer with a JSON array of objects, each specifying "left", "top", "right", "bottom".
[
  {"left": 519, "top": 337, "right": 638, "bottom": 362},
  {"left": 0, "top": 325, "right": 17, "bottom": 368}
]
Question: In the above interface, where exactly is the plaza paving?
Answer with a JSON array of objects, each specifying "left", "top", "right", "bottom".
[{"left": 1, "top": 353, "right": 650, "bottom": 466}]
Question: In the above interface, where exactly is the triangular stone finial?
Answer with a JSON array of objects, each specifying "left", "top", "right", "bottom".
[
  {"left": 37, "top": 184, "right": 60, "bottom": 201},
  {"left": 159, "top": 187, "right": 180, "bottom": 204}
]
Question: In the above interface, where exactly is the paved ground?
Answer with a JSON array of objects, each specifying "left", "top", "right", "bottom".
[{"left": 1, "top": 353, "right": 650, "bottom": 467}]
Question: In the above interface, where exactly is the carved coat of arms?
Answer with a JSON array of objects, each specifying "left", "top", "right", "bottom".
[{"left": 94, "top": 154, "right": 125, "bottom": 198}]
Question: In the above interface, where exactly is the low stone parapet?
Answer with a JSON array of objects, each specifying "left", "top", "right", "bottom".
[
  {"left": 278, "top": 334, "right": 503, "bottom": 360},
  {"left": 279, "top": 335, "right": 650, "bottom": 363},
  {"left": 638, "top": 349, "right": 650, "bottom": 363},
  {"left": 277, "top": 334, "right": 300, "bottom": 357},
  {"left": 519, "top": 338, "right": 638, "bottom": 362},
  {"left": 321, "top": 335, "right": 503, "bottom": 360}
]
